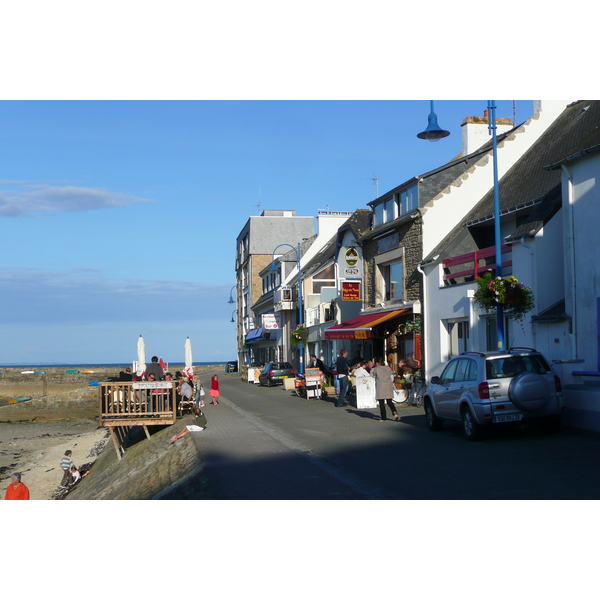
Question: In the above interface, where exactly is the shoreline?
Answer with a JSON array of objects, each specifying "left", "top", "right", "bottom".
[{"left": 0, "top": 419, "right": 110, "bottom": 500}]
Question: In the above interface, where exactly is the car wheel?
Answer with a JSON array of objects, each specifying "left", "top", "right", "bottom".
[
  {"left": 266, "top": 378, "right": 273, "bottom": 387},
  {"left": 462, "top": 406, "right": 484, "bottom": 441},
  {"left": 425, "top": 400, "right": 443, "bottom": 431}
]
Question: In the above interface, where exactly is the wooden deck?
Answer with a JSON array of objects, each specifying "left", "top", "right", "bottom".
[{"left": 99, "top": 381, "right": 182, "bottom": 459}]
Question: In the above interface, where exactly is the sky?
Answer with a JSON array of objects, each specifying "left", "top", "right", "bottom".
[
  {"left": 0, "top": 99, "right": 539, "bottom": 365},
  {"left": 0, "top": 2, "right": 594, "bottom": 366}
]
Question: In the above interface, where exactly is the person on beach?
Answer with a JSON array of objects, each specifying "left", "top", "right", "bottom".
[
  {"left": 209, "top": 374, "right": 220, "bottom": 405},
  {"left": 4, "top": 472, "right": 30, "bottom": 500},
  {"left": 371, "top": 357, "right": 399, "bottom": 422},
  {"left": 170, "top": 405, "right": 207, "bottom": 443},
  {"left": 70, "top": 466, "right": 82, "bottom": 484},
  {"left": 60, "top": 450, "right": 74, "bottom": 488}
]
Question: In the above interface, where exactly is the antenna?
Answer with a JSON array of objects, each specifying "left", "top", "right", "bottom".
[
  {"left": 361, "top": 175, "right": 379, "bottom": 198},
  {"left": 252, "top": 186, "right": 261, "bottom": 215}
]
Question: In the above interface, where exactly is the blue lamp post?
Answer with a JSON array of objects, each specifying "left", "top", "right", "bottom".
[
  {"left": 230, "top": 310, "right": 236, "bottom": 323},
  {"left": 418, "top": 100, "right": 505, "bottom": 351},
  {"left": 268, "top": 243, "right": 304, "bottom": 374}
]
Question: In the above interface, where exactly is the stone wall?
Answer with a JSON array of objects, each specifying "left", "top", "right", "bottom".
[{"left": 0, "top": 388, "right": 98, "bottom": 422}]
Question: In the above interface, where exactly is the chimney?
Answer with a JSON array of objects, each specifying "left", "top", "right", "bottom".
[{"left": 461, "top": 109, "right": 513, "bottom": 156}]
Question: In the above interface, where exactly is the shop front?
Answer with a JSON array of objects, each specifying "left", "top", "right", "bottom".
[{"left": 324, "top": 306, "right": 421, "bottom": 371}]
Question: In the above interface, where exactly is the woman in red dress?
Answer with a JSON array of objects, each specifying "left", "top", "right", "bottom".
[{"left": 209, "top": 374, "right": 220, "bottom": 405}]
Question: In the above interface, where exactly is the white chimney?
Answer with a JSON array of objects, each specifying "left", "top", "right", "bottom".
[{"left": 461, "top": 109, "right": 514, "bottom": 156}]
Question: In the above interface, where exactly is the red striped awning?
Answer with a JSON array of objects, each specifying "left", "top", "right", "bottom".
[{"left": 324, "top": 309, "right": 410, "bottom": 340}]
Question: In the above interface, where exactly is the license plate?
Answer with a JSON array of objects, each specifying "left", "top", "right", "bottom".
[
  {"left": 280, "top": 375, "right": 288, "bottom": 379},
  {"left": 494, "top": 414, "right": 523, "bottom": 423}
]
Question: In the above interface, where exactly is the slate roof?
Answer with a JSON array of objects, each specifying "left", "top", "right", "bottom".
[{"left": 422, "top": 100, "right": 600, "bottom": 262}]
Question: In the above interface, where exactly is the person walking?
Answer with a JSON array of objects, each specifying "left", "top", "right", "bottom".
[
  {"left": 335, "top": 348, "right": 350, "bottom": 407},
  {"left": 371, "top": 357, "right": 399, "bottom": 422},
  {"left": 60, "top": 450, "right": 75, "bottom": 488},
  {"left": 4, "top": 472, "right": 30, "bottom": 500},
  {"left": 209, "top": 374, "right": 220, "bottom": 405}
]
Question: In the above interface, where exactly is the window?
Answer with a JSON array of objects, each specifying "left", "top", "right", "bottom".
[
  {"left": 449, "top": 320, "right": 469, "bottom": 357},
  {"left": 384, "top": 197, "right": 396, "bottom": 223},
  {"left": 440, "top": 360, "right": 458, "bottom": 385},
  {"left": 382, "top": 260, "right": 403, "bottom": 301},
  {"left": 374, "top": 203, "right": 384, "bottom": 227}
]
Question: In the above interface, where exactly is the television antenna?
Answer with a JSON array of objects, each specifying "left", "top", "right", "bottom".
[{"left": 361, "top": 175, "right": 379, "bottom": 198}]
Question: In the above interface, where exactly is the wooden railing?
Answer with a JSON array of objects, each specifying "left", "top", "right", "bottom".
[
  {"left": 442, "top": 244, "right": 512, "bottom": 285},
  {"left": 99, "top": 381, "right": 179, "bottom": 426},
  {"left": 99, "top": 381, "right": 183, "bottom": 459}
]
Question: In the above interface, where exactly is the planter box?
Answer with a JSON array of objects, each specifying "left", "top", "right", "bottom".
[{"left": 283, "top": 378, "right": 296, "bottom": 391}]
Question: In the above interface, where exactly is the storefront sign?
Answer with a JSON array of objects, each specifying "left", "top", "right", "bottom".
[
  {"left": 344, "top": 247, "right": 359, "bottom": 267},
  {"left": 342, "top": 282, "right": 362, "bottom": 301},
  {"left": 377, "top": 232, "right": 400, "bottom": 254},
  {"left": 261, "top": 313, "right": 282, "bottom": 329}
]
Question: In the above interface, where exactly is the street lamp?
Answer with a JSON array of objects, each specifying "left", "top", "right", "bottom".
[
  {"left": 417, "top": 100, "right": 505, "bottom": 351},
  {"left": 416, "top": 100, "right": 450, "bottom": 142},
  {"left": 227, "top": 284, "right": 241, "bottom": 304},
  {"left": 268, "top": 242, "right": 304, "bottom": 374},
  {"left": 230, "top": 310, "right": 236, "bottom": 323}
]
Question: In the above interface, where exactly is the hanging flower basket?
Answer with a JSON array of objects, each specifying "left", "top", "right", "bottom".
[
  {"left": 473, "top": 272, "right": 535, "bottom": 322},
  {"left": 291, "top": 325, "right": 309, "bottom": 348}
]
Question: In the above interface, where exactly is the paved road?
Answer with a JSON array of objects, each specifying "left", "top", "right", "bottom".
[{"left": 169, "top": 370, "right": 600, "bottom": 500}]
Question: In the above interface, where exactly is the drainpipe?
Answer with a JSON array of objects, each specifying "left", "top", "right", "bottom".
[
  {"left": 561, "top": 164, "right": 578, "bottom": 360},
  {"left": 417, "top": 258, "right": 436, "bottom": 382}
]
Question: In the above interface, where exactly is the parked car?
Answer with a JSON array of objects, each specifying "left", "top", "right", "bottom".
[
  {"left": 225, "top": 360, "right": 238, "bottom": 373},
  {"left": 259, "top": 362, "right": 295, "bottom": 387},
  {"left": 423, "top": 348, "right": 565, "bottom": 441}
]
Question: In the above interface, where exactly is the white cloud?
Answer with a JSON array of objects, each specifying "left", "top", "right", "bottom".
[
  {"left": 0, "top": 268, "right": 232, "bottom": 324},
  {"left": 0, "top": 183, "right": 155, "bottom": 217}
]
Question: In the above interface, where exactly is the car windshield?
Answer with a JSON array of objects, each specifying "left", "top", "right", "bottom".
[{"left": 486, "top": 354, "right": 552, "bottom": 379}]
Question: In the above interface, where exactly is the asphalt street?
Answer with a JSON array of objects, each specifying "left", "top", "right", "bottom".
[{"left": 169, "top": 370, "right": 600, "bottom": 500}]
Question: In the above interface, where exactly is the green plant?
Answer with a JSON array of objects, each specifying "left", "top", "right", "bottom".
[
  {"left": 290, "top": 325, "right": 309, "bottom": 348},
  {"left": 473, "top": 272, "right": 535, "bottom": 322}
]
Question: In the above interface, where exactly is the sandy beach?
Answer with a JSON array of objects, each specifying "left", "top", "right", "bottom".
[{"left": 0, "top": 419, "right": 110, "bottom": 500}]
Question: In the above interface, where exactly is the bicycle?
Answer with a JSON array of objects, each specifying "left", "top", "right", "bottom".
[{"left": 406, "top": 370, "right": 426, "bottom": 408}]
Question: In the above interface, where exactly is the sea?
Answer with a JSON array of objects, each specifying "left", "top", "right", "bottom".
[{"left": 0, "top": 362, "right": 223, "bottom": 369}]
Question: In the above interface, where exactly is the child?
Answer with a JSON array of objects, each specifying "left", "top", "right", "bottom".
[
  {"left": 71, "top": 465, "right": 82, "bottom": 484},
  {"left": 60, "top": 450, "right": 74, "bottom": 488},
  {"left": 209, "top": 374, "right": 220, "bottom": 405}
]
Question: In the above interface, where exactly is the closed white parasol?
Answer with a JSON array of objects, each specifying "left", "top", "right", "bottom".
[
  {"left": 184, "top": 336, "right": 193, "bottom": 379},
  {"left": 137, "top": 334, "right": 146, "bottom": 377}
]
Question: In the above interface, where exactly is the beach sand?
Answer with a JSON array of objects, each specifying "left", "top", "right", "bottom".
[{"left": 0, "top": 419, "right": 110, "bottom": 500}]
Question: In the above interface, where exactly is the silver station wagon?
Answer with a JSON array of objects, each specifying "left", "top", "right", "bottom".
[{"left": 423, "top": 348, "right": 565, "bottom": 440}]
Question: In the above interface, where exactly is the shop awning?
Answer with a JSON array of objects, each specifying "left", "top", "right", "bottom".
[
  {"left": 324, "top": 309, "right": 410, "bottom": 340},
  {"left": 245, "top": 328, "right": 277, "bottom": 343}
]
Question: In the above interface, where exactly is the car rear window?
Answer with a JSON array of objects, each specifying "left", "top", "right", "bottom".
[
  {"left": 274, "top": 363, "right": 292, "bottom": 369},
  {"left": 486, "top": 354, "right": 552, "bottom": 379}
]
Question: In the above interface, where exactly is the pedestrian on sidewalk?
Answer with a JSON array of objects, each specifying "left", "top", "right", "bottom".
[
  {"left": 4, "top": 472, "right": 30, "bottom": 500},
  {"left": 60, "top": 450, "right": 75, "bottom": 487},
  {"left": 209, "top": 374, "right": 220, "bottom": 405},
  {"left": 335, "top": 348, "right": 350, "bottom": 407},
  {"left": 371, "top": 357, "right": 399, "bottom": 422}
]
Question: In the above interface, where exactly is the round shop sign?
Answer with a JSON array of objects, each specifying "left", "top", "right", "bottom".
[{"left": 344, "top": 247, "right": 359, "bottom": 267}]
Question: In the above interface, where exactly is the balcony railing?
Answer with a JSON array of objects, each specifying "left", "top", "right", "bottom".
[{"left": 442, "top": 244, "right": 512, "bottom": 286}]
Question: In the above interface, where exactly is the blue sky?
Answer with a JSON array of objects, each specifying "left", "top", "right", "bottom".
[
  {"left": 0, "top": 2, "right": 592, "bottom": 366},
  {"left": 0, "top": 99, "right": 538, "bottom": 364}
]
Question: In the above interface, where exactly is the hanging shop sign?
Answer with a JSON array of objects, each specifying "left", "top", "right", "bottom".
[
  {"left": 342, "top": 281, "right": 362, "bottom": 301},
  {"left": 339, "top": 245, "right": 363, "bottom": 279}
]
